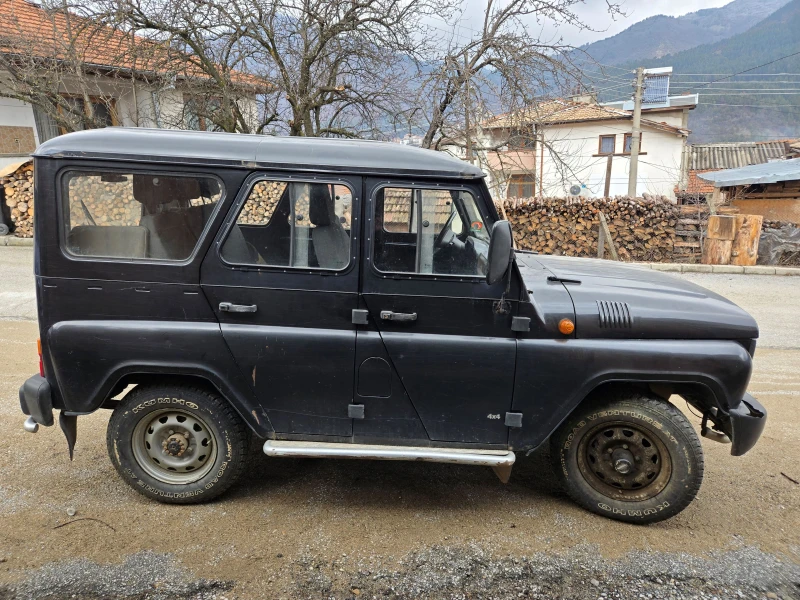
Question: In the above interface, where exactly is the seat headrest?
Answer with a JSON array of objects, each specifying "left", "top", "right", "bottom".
[
  {"left": 308, "top": 184, "right": 335, "bottom": 227},
  {"left": 133, "top": 175, "right": 202, "bottom": 213}
]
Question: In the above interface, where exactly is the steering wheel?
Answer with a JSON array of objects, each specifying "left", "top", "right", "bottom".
[{"left": 435, "top": 227, "right": 456, "bottom": 249}]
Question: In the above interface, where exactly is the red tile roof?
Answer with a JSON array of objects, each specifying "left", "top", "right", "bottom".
[
  {"left": 483, "top": 99, "right": 686, "bottom": 135},
  {"left": 0, "top": 0, "right": 263, "bottom": 88}
]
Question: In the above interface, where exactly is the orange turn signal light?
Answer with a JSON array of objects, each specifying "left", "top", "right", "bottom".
[{"left": 558, "top": 319, "right": 575, "bottom": 335}]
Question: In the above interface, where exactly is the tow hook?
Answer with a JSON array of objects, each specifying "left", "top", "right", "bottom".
[
  {"left": 701, "top": 413, "right": 731, "bottom": 444},
  {"left": 23, "top": 416, "right": 39, "bottom": 433}
]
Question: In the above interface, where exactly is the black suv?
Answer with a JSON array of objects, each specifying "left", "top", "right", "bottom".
[{"left": 19, "top": 128, "right": 766, "bottom": 523}]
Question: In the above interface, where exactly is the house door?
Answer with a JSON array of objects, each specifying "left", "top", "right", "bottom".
[
  {"left": 358, "top": 180, "right": 518, "bottom": 445},
  {"left": 201, "top": 174, "right": 361, "bottom": 437}
]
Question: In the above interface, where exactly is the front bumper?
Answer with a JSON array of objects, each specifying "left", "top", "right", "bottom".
[
  {"left": 728, "top": 393, "right": 766, "bottom": 456},
  {"left": 19, "top": 374, "right": 54, "bottom": 427}
]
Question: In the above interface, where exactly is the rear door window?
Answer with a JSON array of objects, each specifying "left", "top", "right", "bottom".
[
  {"left": 61, "top": 170, "right": 223, "bottom": 261},
  {"left": 220, "top": 179, "right": 353, "bottom": 270}
]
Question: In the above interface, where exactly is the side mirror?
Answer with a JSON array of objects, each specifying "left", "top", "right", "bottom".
[{"left": 486, "top": 220, "right": 514, "bottom": 286}]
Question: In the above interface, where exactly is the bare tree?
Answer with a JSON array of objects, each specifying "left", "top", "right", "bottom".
[
  {"left": 0, "top": 0, "right": 135, "bottom": 132},
  {"left": 414, "top": 0, "right": 620, "bottom": 152},
  {"left": 106, "top": 0, "right": 449, "bottom": 137}
]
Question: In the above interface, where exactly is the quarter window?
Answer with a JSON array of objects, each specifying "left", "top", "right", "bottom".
[
  {"left": 221, "top": 179, "right": 352, "bottom": 270},
  {"left": 374, "top": 186, "right": 489, "bottom": 277},
  {"left": 61, "top": 170, "right": 222, "bottom": 260}
]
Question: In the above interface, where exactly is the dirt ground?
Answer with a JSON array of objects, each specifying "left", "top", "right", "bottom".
[{"left": 0, "top": 248, "right": 798, "bottom": 599}]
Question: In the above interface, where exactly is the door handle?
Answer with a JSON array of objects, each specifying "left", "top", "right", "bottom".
[
  {"left": 219, "top": 302, "right": 257, "bottom": 313},
  {"left": 380, "top": 310, "right": 417, "bottom": 322}
]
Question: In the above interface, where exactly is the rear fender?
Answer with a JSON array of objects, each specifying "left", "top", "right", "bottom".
[{"left": 45, "top": 320, "right": 272, "bottom": 436}]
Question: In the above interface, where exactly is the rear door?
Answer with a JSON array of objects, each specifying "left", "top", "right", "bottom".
[
  {"left": 201, "top": 173, "right": 361, "bottom": 437},
  {"left": 359, "top": 179, "right": 518, "bottom": 445}
]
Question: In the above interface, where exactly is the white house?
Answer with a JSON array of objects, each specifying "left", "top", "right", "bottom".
[
  {"left": 475, "top": 89, "right": 698, "bottom": 201},
  {"left": 0, "top": 0, "right": 261, "bottom": 170}
]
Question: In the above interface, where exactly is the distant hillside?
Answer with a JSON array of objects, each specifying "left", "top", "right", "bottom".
[
  {"left": 579, "top": 0, "right": 791, "bottom": 66},
  {"left": 620, "top": 0, "right": 800, "bottom": 142}
]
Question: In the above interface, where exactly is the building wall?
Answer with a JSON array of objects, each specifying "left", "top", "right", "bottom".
[
  {"left": 0, "top": 69, "right": 261, "bottom": 161},
  {"left": 0, "top": 95, "right": 40, "bottom": 170},
  {"left": 539, "top": 121, "right": 683, "bottom": 200},
  {"left": 478, "top": 118, "right": 685, "bottom": 201}
]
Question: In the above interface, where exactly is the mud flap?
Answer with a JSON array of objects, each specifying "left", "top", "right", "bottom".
[{"left": 59, "top": 412, "right": 78, "bottom": 460}]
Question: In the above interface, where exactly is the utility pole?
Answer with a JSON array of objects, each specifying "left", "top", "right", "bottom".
[
  {"left": 463, "top": 53, "right": 474, "bottom": 165},
  {"left": 628, "top": 67, "right": 645, "bottom": 197}
]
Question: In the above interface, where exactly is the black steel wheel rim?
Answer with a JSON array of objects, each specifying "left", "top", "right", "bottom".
[{"left": 576, "top": 420, "right": 673, "bottom": 502}]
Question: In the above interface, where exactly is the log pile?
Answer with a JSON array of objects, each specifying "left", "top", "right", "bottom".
[
  {"left": 66, "top": 175, "right": 140, "bottom": 227},
  {"left": 1, "top": 162, "right": 34, "bottom": 237},
  {"left": 499, "top": 196, "right": 681, "bottom": 262},
  {"left": 237, "top": 181, "right": 286, "bottom": 225}
]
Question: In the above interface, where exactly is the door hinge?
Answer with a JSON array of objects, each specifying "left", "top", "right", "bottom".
[
  {"left": 348, "top": 404, "right": 365, "bottom": 419},
  {"left": 511, "top": 316, "right": 530, "bottom": 332},
  {"left": 505, "top": 412, "right": 523, "bottom": 428},
  {"left": 352, "top": 309, "right": 369, "bottom": 325}
]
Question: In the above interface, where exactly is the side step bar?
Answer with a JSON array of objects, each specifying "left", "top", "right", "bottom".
[{"left": 263, "top": 440, "right": 516, "bottom": 483}]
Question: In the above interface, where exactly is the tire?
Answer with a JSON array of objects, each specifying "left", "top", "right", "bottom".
[
  {"left": 550, "top": 392, "right": 704, "bottom": 524},
  {"left": 107, "top": 384, "right": 249, "bottom": 504}
]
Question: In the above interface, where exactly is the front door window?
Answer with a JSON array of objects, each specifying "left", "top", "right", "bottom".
[{"left": 374, "top": 186, "right": 489, "bottom": 277}]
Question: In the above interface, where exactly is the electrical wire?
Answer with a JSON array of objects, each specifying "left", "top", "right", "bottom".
[{"left": 678, "top": 50, "right": 800, "bottom": 93}]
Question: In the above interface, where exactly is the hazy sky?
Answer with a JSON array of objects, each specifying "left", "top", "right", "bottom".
[
  {"left": 437, "top": 0, "right": 734, "bottom": 47},
  {"left": 566, "top": 0, "right": 732, "bottom": 45}
]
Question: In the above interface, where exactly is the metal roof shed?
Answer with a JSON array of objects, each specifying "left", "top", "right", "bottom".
[{"left": 698, "top": 158, "right": 800, "bottom": 187}]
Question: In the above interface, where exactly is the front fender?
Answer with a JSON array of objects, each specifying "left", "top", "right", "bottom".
[{"left": 510, "top": 338, "right": 752, "bottom": 451}]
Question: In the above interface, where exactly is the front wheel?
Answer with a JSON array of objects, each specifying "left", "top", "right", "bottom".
[
  {"left": 107, "top": 384, "right": 249, "bottom": 503},
  {"left": 550, "top": 393, "right": 704, "bottom": 524}
]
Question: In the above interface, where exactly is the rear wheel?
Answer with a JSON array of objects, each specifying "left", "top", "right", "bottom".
[
  {"left": 550, "top": 392, "right": 704, "bottom": 524},
  {"left": 107, "top": 384, "right": 249, "bottom": 503}
]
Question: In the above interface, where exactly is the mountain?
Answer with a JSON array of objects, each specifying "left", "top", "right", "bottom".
[
  {"left": 619, "top": 0, "right": 800, "bottom": 142},
  {"left": 579, "top": 0, "right": 792, "bottom": 66}
]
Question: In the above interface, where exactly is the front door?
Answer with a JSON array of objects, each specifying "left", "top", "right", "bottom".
[
  {"left": 359, "top": 179, "right": 518, "bottom": 445},
  {"left": 201, "top": 174, "right": 361, "bottom": 437}
]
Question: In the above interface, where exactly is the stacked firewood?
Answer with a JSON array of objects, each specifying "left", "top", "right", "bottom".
[
  {"left": 499, "top": 196, "right": 680, "bottom": 262},
  {"left": 66, "top": 175, "right": 140, "bottom": 227},
  {"left": 1, "top": 162, "right": 34, "bottom": 237},
  {"left": 237, "top": 181, "right": 287, "bottom": 225}
]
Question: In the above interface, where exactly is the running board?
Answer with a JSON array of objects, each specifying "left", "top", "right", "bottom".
[{"left": 263, "top": 441, "right": 516, "bottom": 483}]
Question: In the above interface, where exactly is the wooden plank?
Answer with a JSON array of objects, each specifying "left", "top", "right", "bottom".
[
  {"left": 707, "top": 189, "right": 721, "bottom": 215},
  {"left": 702, "top": 238, "right": 733, "bottom": 264},
  {"left": 730, "top": 214, "right": 763, "bottom": 266},
  {"left": 707, "top": 214, "right": 738, "bottom": 241},
  {"left": 598, "top": 212, "right": 619, "bottom": 261}
]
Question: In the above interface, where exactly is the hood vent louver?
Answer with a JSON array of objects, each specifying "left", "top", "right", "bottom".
[{"left": 597, "top": 301, "right": 632, "bottom": 328}]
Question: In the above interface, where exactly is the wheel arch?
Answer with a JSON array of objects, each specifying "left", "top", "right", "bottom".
[{"left": 98, "top": 367, "right": 272, "bottom": 437}]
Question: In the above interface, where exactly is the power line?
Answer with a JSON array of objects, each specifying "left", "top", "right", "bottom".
[
  {"left": 680, "top": 50, "right": 800, "bottom": 93},
  {"left": 700, "top": 92, "right": 800, "bottom": 96},
  {"left": 699, "top": 102, "right": 800, "bottom": 111}
]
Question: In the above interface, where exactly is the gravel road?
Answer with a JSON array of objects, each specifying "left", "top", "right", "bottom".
[{"left": 0, "top": 247, "right": 798, "bottom": 599}]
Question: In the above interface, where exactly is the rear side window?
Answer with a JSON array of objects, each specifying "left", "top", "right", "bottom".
[
  {"left": 221, "top": 179, "right": 352, "bottom": 270},
  {"left": 61, "top": 170, "right": 223, "bottom": 261}
]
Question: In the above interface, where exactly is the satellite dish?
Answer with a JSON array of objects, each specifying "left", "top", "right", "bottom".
[{"left": 569, "top": 184, "right": 582, "bottom": 196}]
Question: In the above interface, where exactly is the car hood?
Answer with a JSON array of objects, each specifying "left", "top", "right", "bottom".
[{"left": 519, "top": 253, "right": 759, "bottom": 341}]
